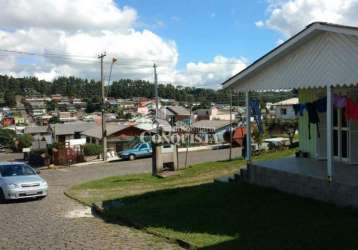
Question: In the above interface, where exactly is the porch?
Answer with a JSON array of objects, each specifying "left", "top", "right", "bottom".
[{"left": 247, "top": 157, "right": 358, "bottom": 207}]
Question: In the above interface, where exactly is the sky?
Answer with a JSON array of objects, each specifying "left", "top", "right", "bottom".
[{"left": 1, "top": 0, "right": 358, "bottom": 89}]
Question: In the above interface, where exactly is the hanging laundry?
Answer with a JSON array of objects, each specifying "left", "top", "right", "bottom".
[
  {"left": 305, "top": 102, "right": 320, "bottom": 140},
  {"left": 293, "top": 104, "right": 305, "bottom": 116},
  {"left": 249, "top": 99, "right": 264, "bottom": 134},
  {"left": 333, "top": 94, "right": 347, "bottom": 108},
  {"left": 345, "top": 98, "right": 358, "bottom": 120},
  {"left": 313, "top": 97, "right": 327, "bottom": 113}
]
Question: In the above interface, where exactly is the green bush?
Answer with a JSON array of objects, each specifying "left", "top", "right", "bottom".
[
  {"left": 0, "top": 128, "right": 16, "bottom": 147},
  {"left": 15, "top": 134, "right": 32, "bottom": 151},
  {"left": 83, "top": 143, "right": 103, "bottom": 156}
]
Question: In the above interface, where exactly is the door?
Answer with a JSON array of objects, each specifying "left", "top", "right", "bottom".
[{"left": 333, "top": 107, "right": 349, "bottom": 161}]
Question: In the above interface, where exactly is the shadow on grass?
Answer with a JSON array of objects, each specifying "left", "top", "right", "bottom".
[{"left": 101, "top": 182, "right": 358, "bottom": 250}]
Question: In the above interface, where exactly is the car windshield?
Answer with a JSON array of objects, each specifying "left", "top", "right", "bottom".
[
  {"left": 0, "top": 164, "right": 36, "bottom": 177},
  {"left": 134, "top": 144, "right": 141, "bottom": 149}
]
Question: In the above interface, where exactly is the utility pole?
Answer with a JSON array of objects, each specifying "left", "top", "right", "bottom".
[
  {"left": 107, "top": 57, "right": 117, "bottom": 96},
  {"left": 184, "top": 99, "right": 192, "bottom": 169},
  {"left": 229, "top": 88, "right": 233, "bottom": 161},
  {"left": 153, "top": 64, "right": 159, "bottom": 124},
  {"left": 98, "top": 52, "right": 107, "bottom": 161},
  {"left": 152, "top": 64, "right": 159, "bottom": 176}
]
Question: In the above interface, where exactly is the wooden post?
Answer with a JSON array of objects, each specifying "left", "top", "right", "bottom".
[{"left": 326, "top": 85, "right": 333, "bottom": 182}]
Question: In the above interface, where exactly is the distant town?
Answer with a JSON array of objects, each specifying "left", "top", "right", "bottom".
[{"left": 0, "top": 74, "right": 297, "bottom": 166}]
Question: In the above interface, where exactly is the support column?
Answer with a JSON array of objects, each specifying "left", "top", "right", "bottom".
[
  {"left": 326, "top": 85, "right": 333, "bottom": 182},
  {"left": 245, "top": 91, "right": 252, "bottom": 163}
]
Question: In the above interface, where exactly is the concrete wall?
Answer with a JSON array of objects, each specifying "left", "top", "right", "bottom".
[{"left": 248, "top": 164, "right": 358, "bottom": 208}]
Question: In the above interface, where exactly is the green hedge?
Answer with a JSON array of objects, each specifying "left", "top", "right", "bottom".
[{"left": 83, "top": 143, "right": 103, "bottom": 156}]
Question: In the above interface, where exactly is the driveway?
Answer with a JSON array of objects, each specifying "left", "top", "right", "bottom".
[{"left": 0, "top": 148, "right": 241, "bottom": 249}]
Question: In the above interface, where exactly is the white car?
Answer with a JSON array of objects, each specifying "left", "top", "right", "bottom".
[{"left": 0, "top": 162, "right": 48, "bottom": 201}]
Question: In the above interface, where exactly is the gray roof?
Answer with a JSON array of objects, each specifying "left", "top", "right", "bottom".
[
  {"left": 167, "top": 106, "right": 190, "bottom": 116},
  {"left": 82, "top": 123, "right": 139, "bottom": 139},
  {"left": 155, "top": 119, "right": 173, "bottom": 132},
  {"left": 192, "top": 120, "right": 233, "bottom": 131},
  {"left": 24, "top": 126, "right": 50, "bottom": 134},
  {"left": 51, "top": 122, "right": 96, "bottom": 136}
]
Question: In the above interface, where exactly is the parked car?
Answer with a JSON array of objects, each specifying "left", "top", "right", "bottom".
[
  {"left": 0, "top": 145, "right": 5, "bottom": 153},
  {"left": 119, "top": 143, "right": 152, "bottom": 161},
  {"left": 0, "top": 162, "right": 48, "bottom": 202}
]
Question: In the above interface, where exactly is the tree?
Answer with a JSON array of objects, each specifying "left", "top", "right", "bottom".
[
  {"left": 4, "top": 90, "right": 16, "bottom": 107},
  {"left": 252, "top": 128, "right": 264, "bottom": 149},
  {"left": 49, "top": 116, "right": 61, "bottom": 124},
  {"left": 15, "top": 134, "right": 32, "bottom": 151},
  {"left": 282, "top": 120, "right": 298, "bottom": 145},
  {"left": 266, "top": 118, "right": 298, "bottom": 146},
  {"left": 0, "top": 129, "right": 16, "bottom": 147},
  {"left": 46, "top": 100, "right": 57, "bottom": 111}
]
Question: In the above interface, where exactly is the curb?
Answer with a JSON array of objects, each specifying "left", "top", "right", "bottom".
[
  {"left": 91, "top": 202, "right": 195, "bottom": 250},
  {"left": 64, "top": 191, "right": 195, "bottom": 249}
]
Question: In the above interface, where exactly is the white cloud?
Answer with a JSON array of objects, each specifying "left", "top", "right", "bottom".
[
  {"left": 210, "top": 12, "right": 216, "bottom": 18},
  {"left": 255, "top": 20, "right": 265, "bottom": 27},
  {"left": 0, "top": 0, "right": 246, "bottom": 89},
  {"left": 170, "top": 56, "right": 247, "bottom": 88},
  {"left": 0, "top": 0, "right": 137, "bottom": 31},
  {"left": 259, "top": 0, "right": 358, "bottom": 37}
]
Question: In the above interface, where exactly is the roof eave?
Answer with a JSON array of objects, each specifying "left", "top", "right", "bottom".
[{"left": 222, "top": 22, "right": 358, "bottom": 90}]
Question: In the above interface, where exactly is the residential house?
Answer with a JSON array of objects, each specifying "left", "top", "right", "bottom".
[
  {"left": 117, "top": 99, "right": 135, "bottom": 109},
  {"left": 105, "top": 98, "right": 118, "bottom": 109},
  {"left": 25, "top": 126, "right": 53, "bottom": 149},
  {"left": 194, "top": 107, "right": 236, "bottom": 121},
  {"left": 222, "top": 22, "right": 358, "bottom": 208},
  {"left": 135, "top": 117, "right": 173, "bottom": 133},
  {"left": 82, "top": 123, "right": 146, "bottom": 152},
  {"left": 25, "top": 98, "right": 47, "bottom": 117},
  {"left": 72, "top": 98, "right": 86, "bottom": 110},
  {"left": 51, "top": 121, "right": 96, "bottom": 145},
  {"left": 59, "top": 112, "right": 78, "bottom": 122},
  {"left": 161, "top": 106, "right": 191, "bottom": 126},
  {"left": 270, "top": 98, "right": 299, "bottom": 120},
  {"left": 51, "top": 94, "right": 62, "bottom": 102},
  {"left": 191, "top": 120, "right": 235, "bottom": 144}
]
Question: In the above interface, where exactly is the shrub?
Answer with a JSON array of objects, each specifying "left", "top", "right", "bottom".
[
  {"left": 15, "top": 134, "right": 32, "bottom": 151},
  {"left": 0, "top": 128, "right": 16, "bottom": 147},
  {"left": 83, "top": 143, "right": 103, "bottom": 156}
]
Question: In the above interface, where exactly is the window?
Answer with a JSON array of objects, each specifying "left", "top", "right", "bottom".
[
  {"left": 74, "top": 132, "right": 81, "bottom": 139},
  {"left": 139, "top": 144, "right": 148, "bottom": 150},
  {"left": 280, "top": 108, "right": 287, "bottom": 115},
  {"left": 333, "top": 107, "right": 349, "bottom": 161},
  {"left": 0, "top": 164, "right": 36, "bottom": 177}
]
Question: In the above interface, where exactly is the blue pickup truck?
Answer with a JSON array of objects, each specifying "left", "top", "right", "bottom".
[{"left": 119, "top": 143, "right": 152, "bottom": 161}]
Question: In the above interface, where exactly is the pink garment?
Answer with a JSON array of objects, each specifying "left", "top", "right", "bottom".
[{"left": 333, "top": 95, "right": 347, "bottom": 108}]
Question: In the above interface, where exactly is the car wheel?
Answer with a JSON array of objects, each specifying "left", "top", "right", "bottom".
[
  {"left": 0, "top": 189, "right": 5, "bottom": 203},
  {"left": 129, "top": 154, "right": 136, "bottom": 161}
]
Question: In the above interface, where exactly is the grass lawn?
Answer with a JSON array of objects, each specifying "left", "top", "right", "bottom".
[
  {"left": 67, "top": 149, "right": 294, "bottom": 205},
  {"left": 67, "top": 149, "right": 358, "bottom": 249}
]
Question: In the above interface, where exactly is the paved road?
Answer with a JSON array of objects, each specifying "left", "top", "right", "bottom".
[{"left": 0, "top": 148, "right": 241, "bottom": 249}]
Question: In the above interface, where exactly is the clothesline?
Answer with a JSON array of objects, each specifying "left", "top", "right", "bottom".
[{"left": 293, "top": 94, "right": 358, "bottom": 140}]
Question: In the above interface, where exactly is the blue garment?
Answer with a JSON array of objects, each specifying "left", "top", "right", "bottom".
[
  {"left": 313, "top": 97, "right": 327, "bottom": 113},
  {"left": 249, "top": 99, "right": 263, "bottom": 134},
  {"left": 293, "top": 104, "right": 305, "bottom": 116}
]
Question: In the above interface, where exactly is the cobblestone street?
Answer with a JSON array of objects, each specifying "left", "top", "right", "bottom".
[{"left": 0, "top": 148, "right": 241, "bottom": 249}]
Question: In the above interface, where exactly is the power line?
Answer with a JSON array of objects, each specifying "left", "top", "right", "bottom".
[{"left": 0, "top": 49, "right": 248, "bottom": 66}]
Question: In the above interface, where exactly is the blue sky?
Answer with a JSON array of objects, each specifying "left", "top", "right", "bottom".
[
  {"left": 119, "top": 0, "right": 280, "bottom": 69},
  {"left": 2, "top": 0, "right": 356, "bottom": 88}
]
